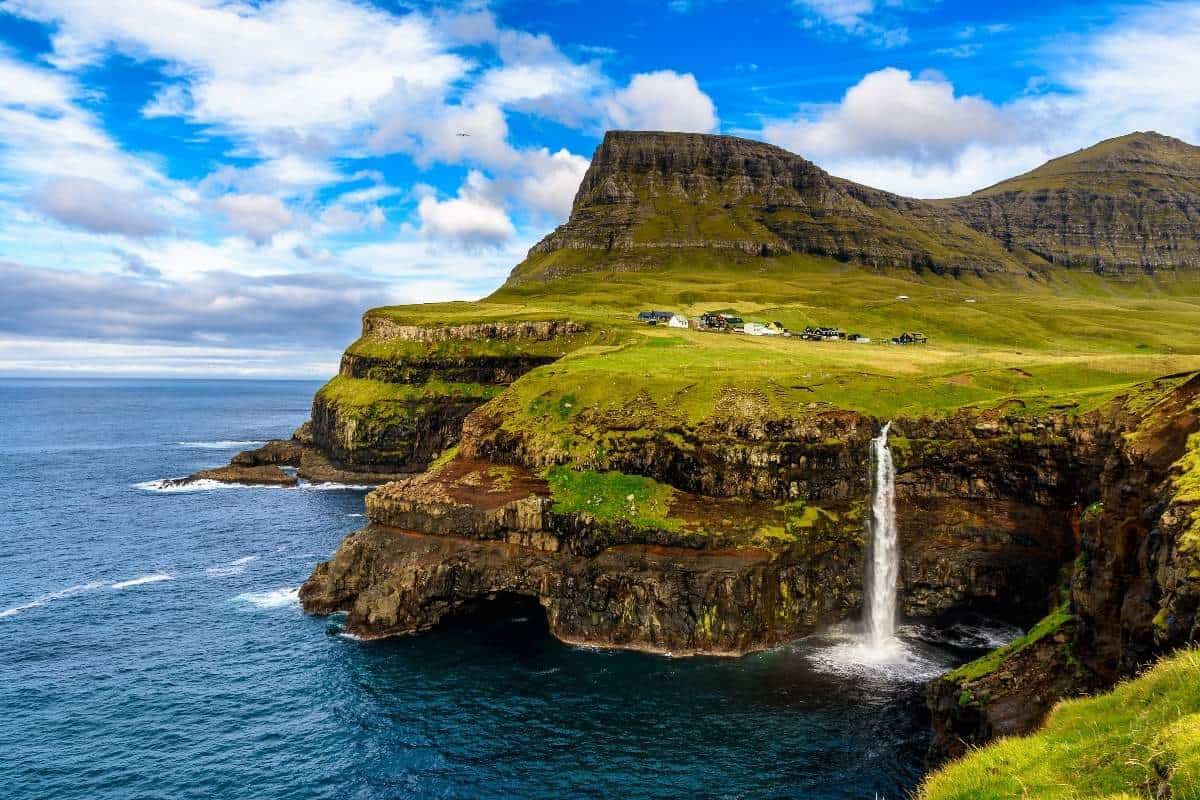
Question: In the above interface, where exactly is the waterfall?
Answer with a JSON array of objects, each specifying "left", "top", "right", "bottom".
[{"left": 865, "top": 422, "right": 899, "bottom": 649}]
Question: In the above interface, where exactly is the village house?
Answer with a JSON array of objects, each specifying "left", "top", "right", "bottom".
[
  {"left": 637, "top": 310, "right": 675, "bottom": 325},
  {"left": 667, "top": 314, "right": 689, "bottom": 329},
  {"left": 699, "top": 312, "right": 745, "bottom": 332},
  {"left": 739, "top": 321, "right": 787, "bottom": 335},
  {"left": 800, "top": 325, "right": 845, "bottom": 341},
  {"left": 892, "top": 331, "right": 929, "bottom": 345}
]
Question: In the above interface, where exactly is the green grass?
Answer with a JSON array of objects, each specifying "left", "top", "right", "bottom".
[
  {"left": 344, "top": 251, "right": 1200, "bottom": 456},
  {"left": 316, "top": 375, "right": 502, "bottom": 409},
  {"left": 544, "top": 466, "right": 682, "bottom": 531},
  {"left": 1174, "top": 431, "right": 1200, "bottom": 559},
  {"left": 921, "top": 647, "right": 1200, "bottom": 800},
  {"left": 947, "top": 603, "right": 1074, "bottom": 683}
]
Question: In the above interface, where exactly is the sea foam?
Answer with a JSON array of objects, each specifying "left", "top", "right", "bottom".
[
  {"left": 206, "top": 556, "right": 259, "bottom": 577},
  {"left": 235, "top": 587, "right": 300, "bottom": 609},
  {"left": 135, "top": 478, "right": 287, "bottom": 493},
  {"left": 176, "top": 440, "right": 265, "bottom": 449},
  {"left": 0, "top": 581, "right": 105, "bottom": 619},
  {"left": 111, "top": 573, "right": 173, "bottom": 590}
]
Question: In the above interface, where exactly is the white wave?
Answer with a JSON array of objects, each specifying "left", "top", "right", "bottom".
[
  {"left": 205, "top": 556, "right": 259, "bottom": 577},
  {"left": 135, "top": 478, "right": 287, "bottom": 493},
  {"left": 336, "top": 630, "right": 365, "bottom": 642},
  {"left": 235, "top": 586, "right": 300, "bottom": 609},
  {"left": 347, "top": 513, "right": 365, "bottom": 518},
  {"left": 0, "top": 581, "right": 105, "bottom": 619},
  {"left": 176, "top": 440, "right": 264, "bottom": 449},
  {"left": 298, "top": 481, "right": 376, "bottom": 491},
  {"left": 111, "top": 573, "right": 173, "bottom": 590}
]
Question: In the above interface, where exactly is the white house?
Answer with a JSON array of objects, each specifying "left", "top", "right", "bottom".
[
  {"left": 743, "top": 322, "right": 781, "bottom": 336},
  {"left": 668, "top": 314, "right": 689, "bottom": 329}
]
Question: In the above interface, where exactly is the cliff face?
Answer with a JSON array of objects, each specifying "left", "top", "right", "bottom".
[
  {"left": 298, "top": 392, "right": 1157, "bottom": 655},
  {"left": 305, "top": 316, "right": 593, "bottom": 474},
  {"left": 939, "top": 132, "right": 1200, "bottom": 274},
  {"left": 506, "top": 131, "right": 1029, "bottom": 284},
  {"left": 926, "top": 374, "right": 1200, "bottom": 761}
]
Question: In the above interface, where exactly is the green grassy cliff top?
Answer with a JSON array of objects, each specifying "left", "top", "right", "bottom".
[{"left": 921, "top": 647, "right": 1200, "bottom": 800}]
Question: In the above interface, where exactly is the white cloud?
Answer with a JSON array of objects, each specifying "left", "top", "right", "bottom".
[
  {"left": 604, "top": 70, "right": 719, "bottom": 133},
  {"left": 215, "top": 194, "right": 295, "bottom": 245},
  {"left": 760, "top": 3, "right": 1200, "bottom": 198},
  {"left": 417, "top": 172, "right": 516, "bottom": 248},
  {"left": 8, "top": 0, "right": 468, "bottom": 154},
  {"left": 513, "top": 148, "right": 591, "bottom": 218},
  {"left": 31, "top": 177, "right": 169, "bottom": 237},
  {"left": 793, "top": 0, "right": 909, "bottom": 46},
  {"left": 370, "top": 99, "right": 518, "bottom": 169},
  {"left": 762, "top": 68, "right": 1012, "bottom": 167},
  {"left": 318, "top": 204, "right": 386, "bottom": 234}
]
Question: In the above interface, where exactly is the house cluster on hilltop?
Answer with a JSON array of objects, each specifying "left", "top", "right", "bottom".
[{"left": 635, "top": 310, "right": 928, "bottom": 344}]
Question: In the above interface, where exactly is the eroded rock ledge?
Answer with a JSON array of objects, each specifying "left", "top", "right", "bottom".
[{"left": 297, "top": 396, "right": 1113, "bottom": 656}]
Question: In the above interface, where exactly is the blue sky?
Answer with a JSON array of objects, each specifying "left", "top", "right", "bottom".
[{"left": 1, "top": 0, "right": 1198, "bottom": 377}]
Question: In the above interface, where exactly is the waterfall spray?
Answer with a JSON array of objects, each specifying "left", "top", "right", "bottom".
[{"left": 865, "top": 422, "right": 899, "bottom": 649}]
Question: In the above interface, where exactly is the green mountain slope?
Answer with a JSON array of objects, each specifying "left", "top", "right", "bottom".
[
  {"left": 939, "top": 132, "right": 1200, "bottom": 273},
  {"left": 504, "top": 131, "right": 1039, "bottom": 286}
]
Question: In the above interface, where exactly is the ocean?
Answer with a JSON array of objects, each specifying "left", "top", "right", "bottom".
[{"left": 0, "top": 379, "right": 1007, "bottom": 799}]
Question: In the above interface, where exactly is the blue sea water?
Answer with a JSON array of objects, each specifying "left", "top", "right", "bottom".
[{"left": 0, "top": 379, "right": 1005, "bottom": 800}]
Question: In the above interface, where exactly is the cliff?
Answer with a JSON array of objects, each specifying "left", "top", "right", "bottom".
[
  {"left": 198, "top": 130, "right": 1200, "bottom": 780},
  {"left": 299, "top": 375, "right": 1199, "bottom": 652},
  {"left": 939, "top": 132, "right": 1200, "bottom": 274},
  {"left": 505, "top": 131, "right": 1034, "bottom": 285}
]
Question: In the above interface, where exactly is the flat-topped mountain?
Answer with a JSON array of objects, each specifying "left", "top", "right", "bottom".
[
  {"left": 939, "top": 131, "right": 1200, "bottom": 273},
  {"left": 505, "top": 130, "right": 1200, "bottom": 286},
  {"left": 506, "top": 131, "right": 1033, "bottom": 284}
]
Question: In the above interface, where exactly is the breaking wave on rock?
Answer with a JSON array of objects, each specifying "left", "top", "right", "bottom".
[
  {"left": 299, "top": 481, "right": 376, "bottom": 491},
  {"left": 176, "top": 440, "right": 265, "bottom": 449},
  {"left": 135, "top": 478, "right": 288, "bottom": 493}
]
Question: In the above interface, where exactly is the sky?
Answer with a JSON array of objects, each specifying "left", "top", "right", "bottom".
[{"left": 1, "top": 0, "right": 1199, "bottom": 377}]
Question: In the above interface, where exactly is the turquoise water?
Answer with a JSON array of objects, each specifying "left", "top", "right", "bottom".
[{"left": 0, "top": 379, "right": 1004, "bottom": 799}]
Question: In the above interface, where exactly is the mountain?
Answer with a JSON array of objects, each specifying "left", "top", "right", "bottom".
[
  {"left": 506, "top": 130, "right": 1200, "bottom": 287},
  {"left": 938, "top": 132, "right": 1200, "bottom": 274},
  {"left": 505, "top": 131, "right": 1035, "bottom": 285}
]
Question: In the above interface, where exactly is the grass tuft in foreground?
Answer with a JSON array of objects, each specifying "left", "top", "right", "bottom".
[{"left": 921, "top": 647, "right": 1200, "bottom": 800}]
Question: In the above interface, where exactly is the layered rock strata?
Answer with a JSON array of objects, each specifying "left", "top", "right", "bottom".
[
  {"left": 507, "top": 131, "right": 1030, "bottom": 282},
  {"left": 926, "top": 373, "right": 1200, "bottom": 760}
]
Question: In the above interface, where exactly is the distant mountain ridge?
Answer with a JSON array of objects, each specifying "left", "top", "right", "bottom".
[
  {"left": 505, "top": 130, "right": 1200, "bottom": 286},
  {"left": 938, "top": 132, "right": 1200, "bottom": 273}
]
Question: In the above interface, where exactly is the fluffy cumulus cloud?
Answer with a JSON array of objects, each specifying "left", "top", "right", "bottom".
[
  {"left": 604, "top": 71, "right": 719, "bottom": 133},
  {"left": 760, "top": 3, "right": 1200, "bottom": 197},
  {"left": 763, "top": 68, "right": 1013, "bottom": 167},
  {"left": 9, "top": 0, "right": 468, "bottom": 152},
  {"left": 513, "top": 149, "right": 591, "bottom": 218},
  {"left": 417, "top": 172, "right": 516, "bottom": 248}
]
